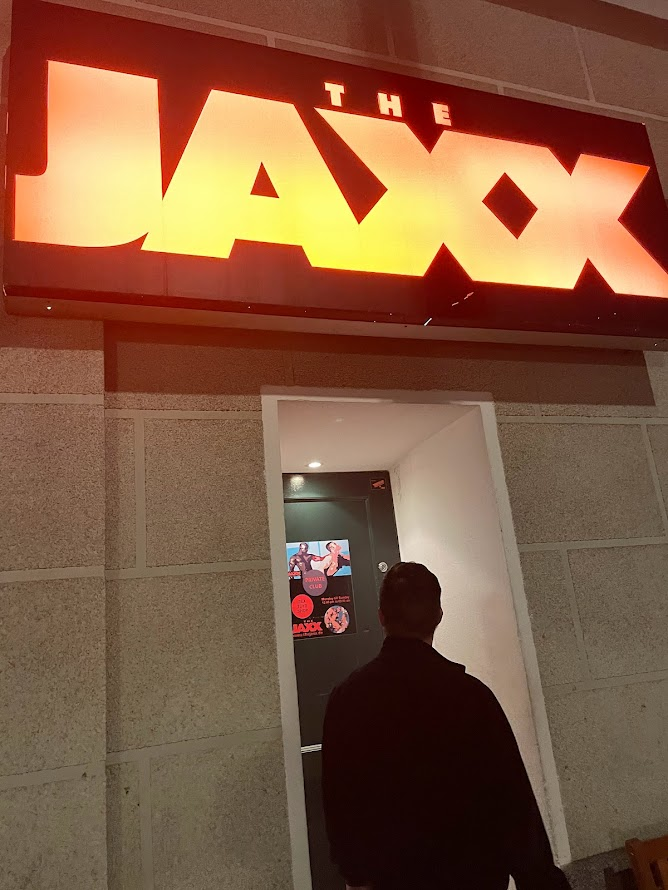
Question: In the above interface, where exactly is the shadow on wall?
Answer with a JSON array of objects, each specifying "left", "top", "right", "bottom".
[
  {"left": 359, "top": 0, "right": 420, "bottom": 60},
  {"left": 481, "top": 0, "right": 668, "bottom": 52},
  {"left": 104, "top": 321, "right": 657, "bottom": 410}
]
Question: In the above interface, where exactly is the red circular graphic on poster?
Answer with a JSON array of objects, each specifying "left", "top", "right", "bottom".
[
  {"left": 325, "top": 606, "right": 350, "bottom": 634},
  {"left": 303, "top": 569, "right": 328, "bottom": 596},
  {"left": 292, "top": 594, "right": 314, "bottom": 620}
]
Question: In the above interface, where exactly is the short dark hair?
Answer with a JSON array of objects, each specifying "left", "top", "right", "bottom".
[{"left": 379, "top": 562, "right": 442, "bottom": 637}]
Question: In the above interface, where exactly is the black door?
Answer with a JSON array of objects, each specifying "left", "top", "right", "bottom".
[{"left": 283, "top": 471, "right": 401, "bottom": 890}]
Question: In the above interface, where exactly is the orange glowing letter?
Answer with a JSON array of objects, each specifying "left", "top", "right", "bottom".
[
  {"left": 568, "top": 154, "right": 668, "bottom": 298},
  {"left": 378, "top": 93, "right": 403, "bottom": 118},
  {"left": 433, "top": 103, "right": 452, "bottom": 126},
  {"left": 317, "top": 113, "right": 668, "bottom": 296},
  {"left": 15, "top": 61, "right": 162, "bottom": 247},
  {"left": 317, "top": 109, "right": 443, "bottom": 275},
  {"left": 142, "top": 90, "right": 357, "bottom": 264},
  {"left": 427, "top": 130, "right": 668, "bottom": 298},
  {"left": 324, "top": 83, "right": 345, "bottom": 107}
]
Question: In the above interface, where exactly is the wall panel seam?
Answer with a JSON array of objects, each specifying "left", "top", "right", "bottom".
[
  {"left": 519, "top": 536, "right": 668, "bottom": 551},
  {"left": 134, "top": 417, "right": 147, "bottom": 570},
  {"left": 0, "top": 760, "right": 106, "bottom": 791},
  {"left": 384, "top": 15, "right": 396, "bottom": 58},
  {"left": 543, "top": 668, "right": 668, "bottom": 696},
  {"left": 106, "top": 726, "right": 283, "bottom": 764},
  {"left": 43, "top": 0, "right": 668, "bottom": 123},
  {"left": 572, "top": 26, "right": 596, "bottom": 101},
  {"left": 560, "top": 549, "right": 592, "bottom": 681},
  {"left": 641, "top": 423, "right": 668, "bottom": 535},
  {"left": 0, "top": 393, "right": 104, "bottom": 404},
  {"left": 106, "top": 408, "right": 262, "bottom": 419},
  {"left": 104, "top": 559, "right": 271, "bottom": 580},
  {"left": 0, "top": 565, "right": 106, "bottom": 584},
  {"left": 0, "top": 730, "right": 283, "bottom": 790},
  {"left": 499, "top": 416, "right": 666, "bottom": 425}
]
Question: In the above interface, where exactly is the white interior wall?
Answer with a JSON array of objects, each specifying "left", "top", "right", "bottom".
[{"left": 390, "top": 407, "right": 550, "bottom": 835}]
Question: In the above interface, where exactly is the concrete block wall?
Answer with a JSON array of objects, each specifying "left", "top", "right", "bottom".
[
  {"left": 104, "top": 329, "right": 668, "bottom": 883},
  {"left": 505, "top": 419, "right": 668, "bottom": 859},
  {"left": 0, "top": 0, "right": 109, "bottom": 883},
  {"left": 1, "top": 0, "right": 668, "bottom": 888},
  {"left": 0, "top": 302, "right": 109, "bottom": 887},
  {"left": 0, "top": 325, "right": 292, "bottom": 888},
  {"left": 103, "top": 343, "right": 292, "bottom": 890},
  {"left": 103, "top": 402, "right": 291, "bottom": 889}
]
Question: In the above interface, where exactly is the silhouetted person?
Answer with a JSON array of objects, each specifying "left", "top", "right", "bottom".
[{"left": 322, "top": 562, "right": 571, "bottom": 890}]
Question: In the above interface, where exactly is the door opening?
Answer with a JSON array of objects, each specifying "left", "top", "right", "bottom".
[
  {"left": 262, "top": 392, "right": 570, "bottom": 890},
  {"left": 284, "top": 470, "right": 401, "bottom": 890}
]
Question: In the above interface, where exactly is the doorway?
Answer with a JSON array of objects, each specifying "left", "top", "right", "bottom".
[
  {"left": 262, "top": 391, "right": 569, "bottom": 890},
  {"left": 284, "top": 470, "right": 402, "bottom": 889}
]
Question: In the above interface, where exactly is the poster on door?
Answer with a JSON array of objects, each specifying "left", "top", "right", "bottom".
[{"left": 286, "top": 540, "right": 357, "bottom": 640}]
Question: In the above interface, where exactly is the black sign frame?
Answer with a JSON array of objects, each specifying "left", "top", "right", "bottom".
[{"left": 4, "top": 0, "right": 668, "bottom": 342}]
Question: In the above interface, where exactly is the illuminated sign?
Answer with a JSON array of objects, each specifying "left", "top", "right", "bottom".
[
  {"left": 5, "top": 0, "right": 668, "bottom": 340},
  {"left": 16, "top": 59, "right": 668, "bottom": 298}
]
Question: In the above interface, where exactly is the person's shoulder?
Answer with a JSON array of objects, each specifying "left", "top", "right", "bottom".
[
  {"left": 431, "top": 654, "right": 501, "bottom": 706},
  {"left": 328, "top": 653, "right": 384, "bottom": 703},
  {"left": 460, "top": 672, "right": 500, "bottom": 706}
]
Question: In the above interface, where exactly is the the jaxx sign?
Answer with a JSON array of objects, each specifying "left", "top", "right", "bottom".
[{"left": 5, "top": 0, "right": 668, "bottom": 340}]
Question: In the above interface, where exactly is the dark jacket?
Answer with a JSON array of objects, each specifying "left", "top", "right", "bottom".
[{"left": 322, "top": 636, "right": 571, "bottom": 890}]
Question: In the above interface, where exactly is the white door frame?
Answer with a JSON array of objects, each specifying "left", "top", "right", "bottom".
[{"left": 261, "top": 387, "right": 571, "bottom": 890}]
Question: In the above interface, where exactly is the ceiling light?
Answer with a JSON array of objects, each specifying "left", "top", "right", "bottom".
[{"left": 308, "top": 461, "right": 322, "bottom": 469}]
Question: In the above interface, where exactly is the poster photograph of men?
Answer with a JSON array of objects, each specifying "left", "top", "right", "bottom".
[
  {"left": 287, "top": 540, "right": 351, "bottom": 577},
  {"left": 286, "top": 539, "right": 356, "bottom": 639},
  {"left": 324, "top": 605, "right": 350, "bottom": 634}
]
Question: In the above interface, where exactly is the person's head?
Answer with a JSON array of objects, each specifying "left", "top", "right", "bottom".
[
  {"left": 299, "top": 542, "right": 308, "bottom": 553},
  {"left": 326, "top": 541, "right": 340, "bottom": 553},
  {"left": 379, "top": 562, "right": 443, "bottom": 642}
]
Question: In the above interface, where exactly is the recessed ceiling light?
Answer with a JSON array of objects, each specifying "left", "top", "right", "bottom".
[{"left": 308, "top": 461, "right": 322, "bottom": 469}]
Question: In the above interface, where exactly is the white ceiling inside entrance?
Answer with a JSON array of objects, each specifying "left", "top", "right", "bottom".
[{"left": 278, "top": 400, "right": 473, "bottom": 473}]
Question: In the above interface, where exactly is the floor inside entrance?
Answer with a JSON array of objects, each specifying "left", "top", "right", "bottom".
[{"left": 276, "top": 397, "right": 551, "bottom": 890}]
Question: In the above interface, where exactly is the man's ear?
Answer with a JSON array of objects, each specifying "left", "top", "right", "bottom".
[{"left": 378, "top": 608, "right": 386, "bottom": 629}]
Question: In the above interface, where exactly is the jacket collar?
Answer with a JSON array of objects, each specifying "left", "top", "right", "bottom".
[{"left": 381, "top": 635, "right": 465, "bottom": 672}]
